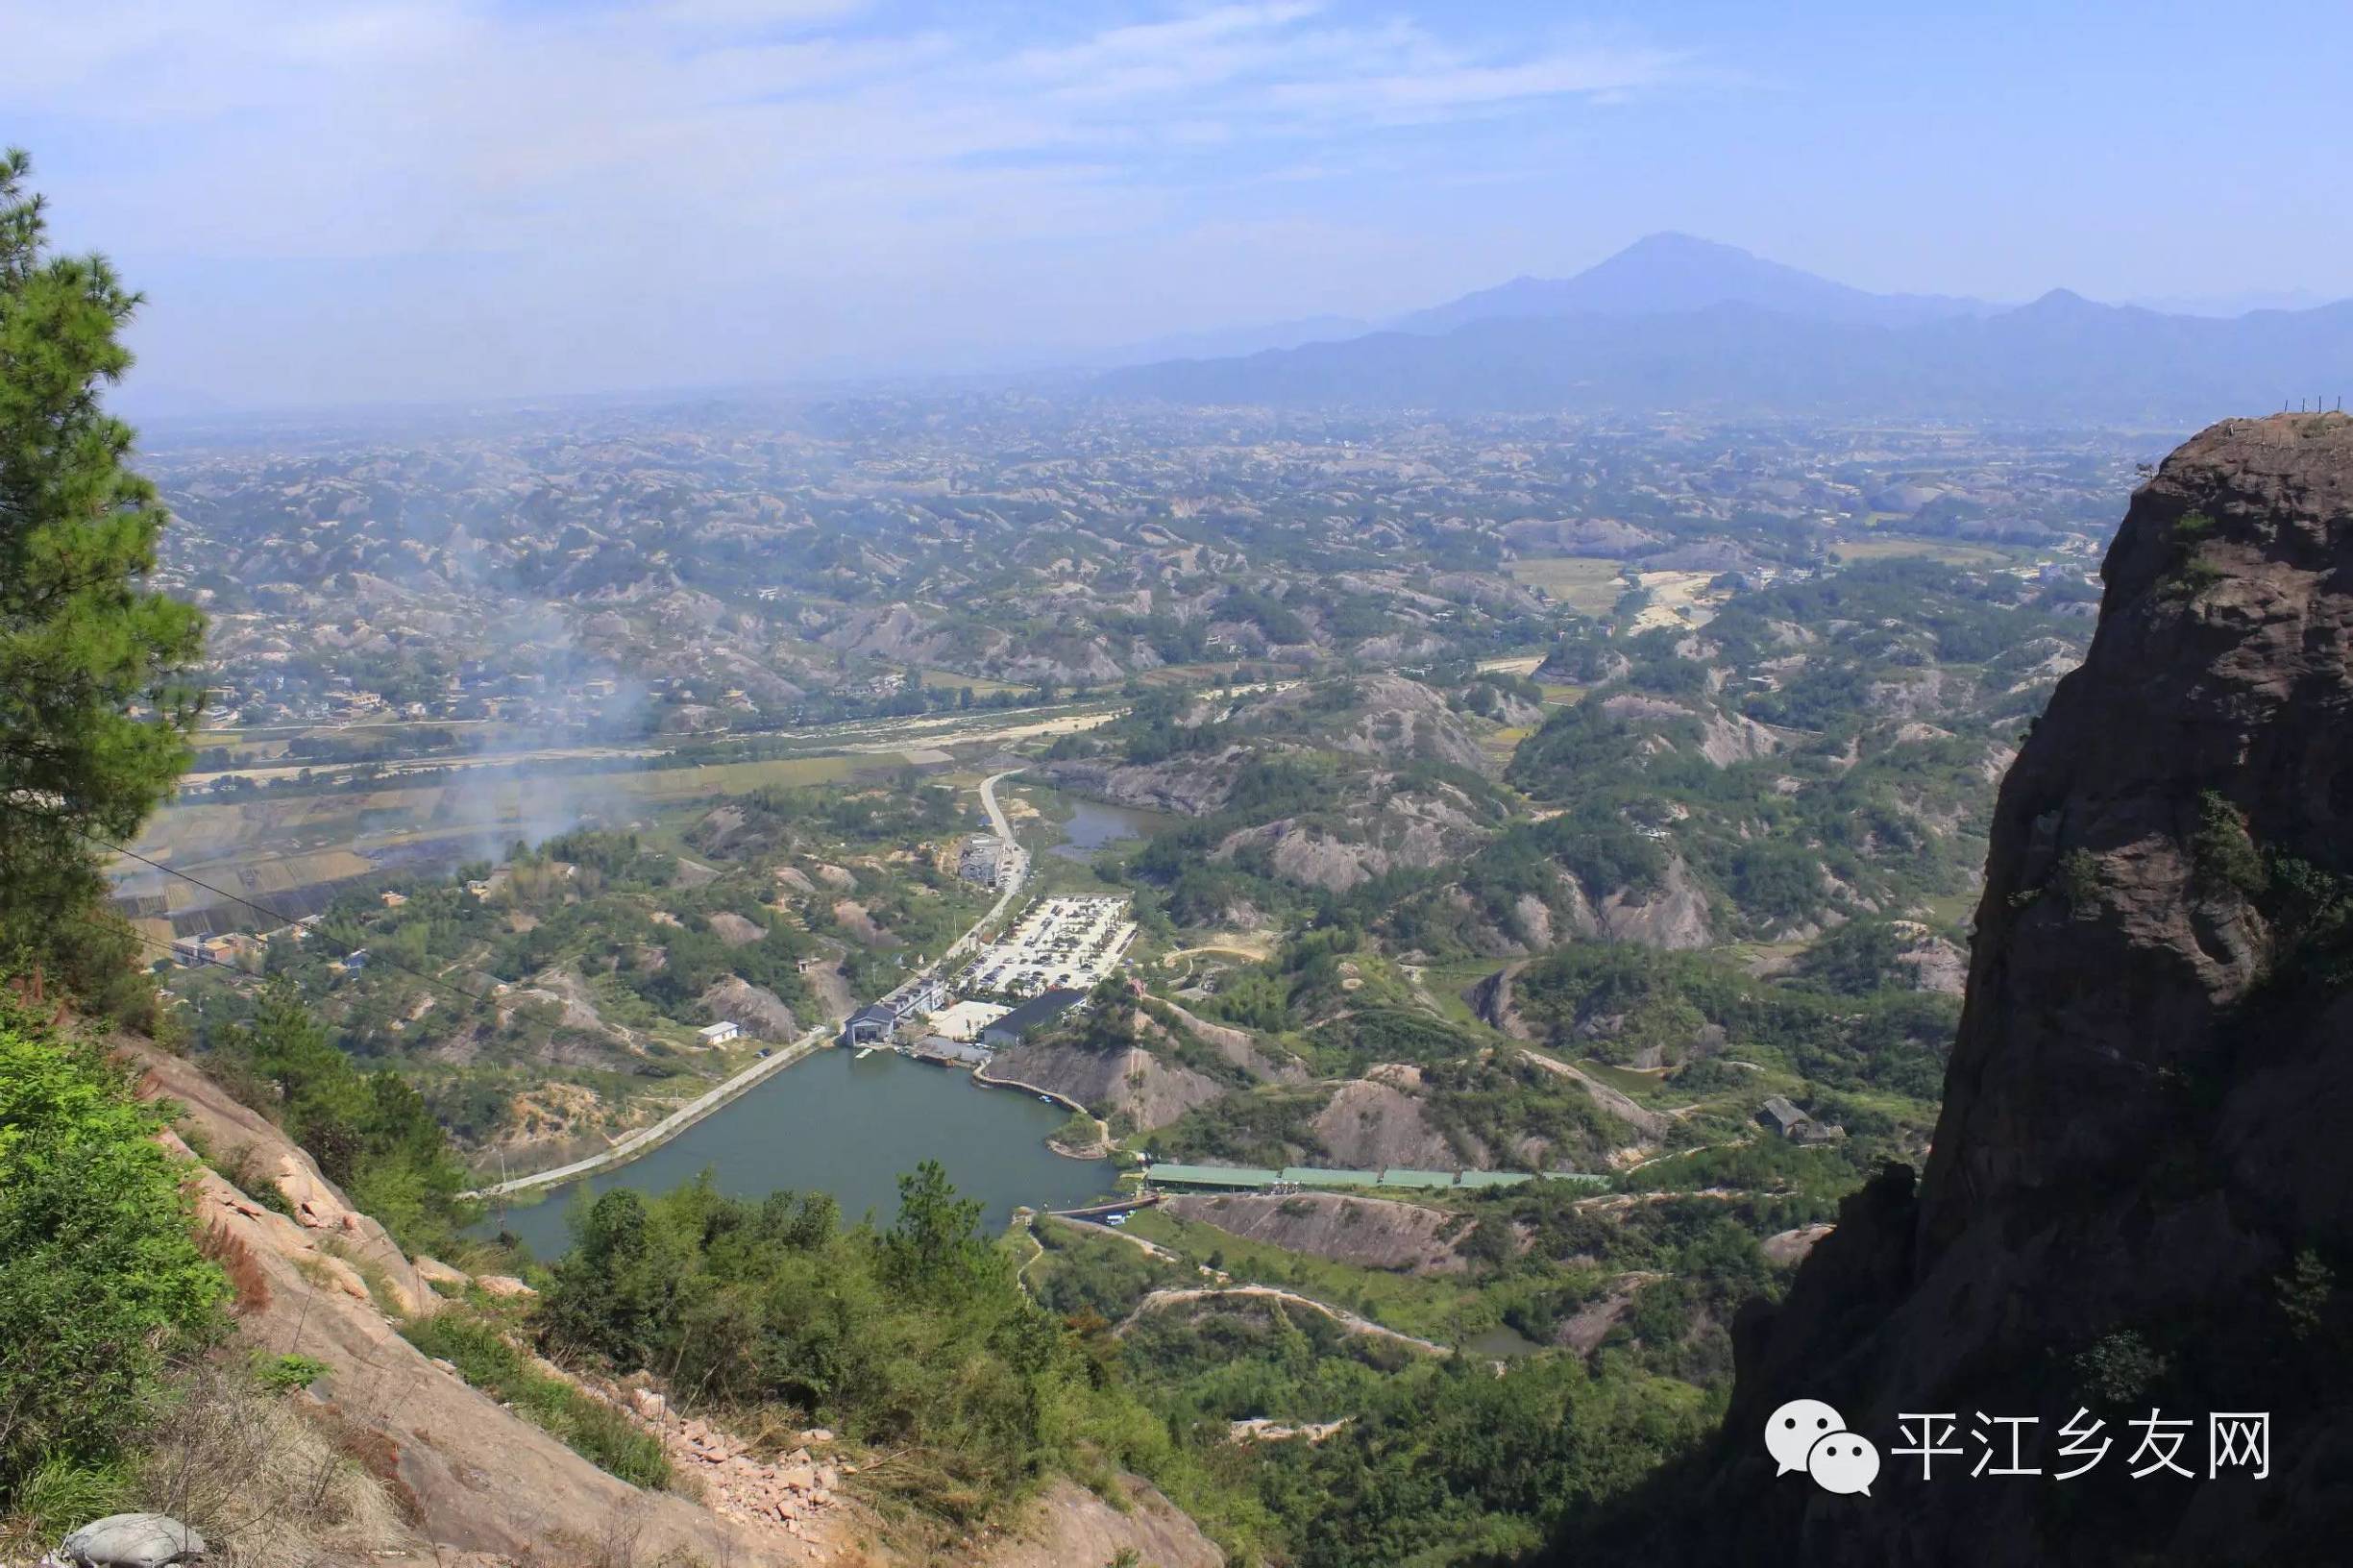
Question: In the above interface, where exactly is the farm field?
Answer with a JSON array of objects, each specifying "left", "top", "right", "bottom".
[
  {"left": 1827, "top": 535, "right": 2014, "bottom": 566},
  {"left": 916, "top": 667, "right": 1024, "bottom": 696},
  {"left": 1506, "top": 556, "right": 1627, "bottom": 617},
  {"left": 114, "top": 752, "right": 900, "bottom": 941}
]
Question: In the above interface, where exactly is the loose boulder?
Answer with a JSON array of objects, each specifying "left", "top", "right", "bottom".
[{"left": 49, "top": 1514, "right": 207, "bottom": 1567}]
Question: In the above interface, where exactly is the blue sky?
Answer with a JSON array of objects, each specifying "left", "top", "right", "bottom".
[{"left": 6, "top": 0, "right": 2348, "bottom": 408}]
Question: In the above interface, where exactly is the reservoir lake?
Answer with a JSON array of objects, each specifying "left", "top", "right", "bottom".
[
  {"left": 1046, "top": 797, "right": 1163, "bottom": 862},
  {"left": 484, "top": 1046, "right": 1121, "bottom": 1259}
]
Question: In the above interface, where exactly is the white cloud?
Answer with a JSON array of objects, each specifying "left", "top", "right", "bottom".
[{"left": 5, "top": 0, "right": 1702, "bottom": 399}]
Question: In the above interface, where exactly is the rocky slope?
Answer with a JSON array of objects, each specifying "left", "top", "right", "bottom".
[
  {"left": 125, "top": 1039, "right": 1228, "bottom": 1568},
  {"left": 128, "top": 1041, "right": 824, "bottom": 1566},
  {"left": 1591, "top": 413, "right": 2353, "bottom": 1564},
  {"left": 985, "top": 1035, "right": 1230, "bottom": 1133},
  {"left": 1164, "top": 1191, "right": 1478, "bottom": 1274}
]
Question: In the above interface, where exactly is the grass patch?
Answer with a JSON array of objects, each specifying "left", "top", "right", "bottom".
[{"left": 400, "top": 1312, "right": 669, "bottom": 1487}]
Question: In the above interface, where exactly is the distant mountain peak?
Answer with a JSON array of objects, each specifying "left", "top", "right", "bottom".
[
  {"left": 1614, "top": 230, "right": 1756, "bottom": 257},
  {"left": 1387, "top": 233, "right": 1987, "bottom": 335}
]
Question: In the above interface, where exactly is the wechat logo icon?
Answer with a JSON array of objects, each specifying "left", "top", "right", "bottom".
[{"left": 1767, "top": 1398, "right": 1879, "bottom": 1497}]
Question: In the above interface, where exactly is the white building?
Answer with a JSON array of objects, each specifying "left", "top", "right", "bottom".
[{"left": 697, "top": 1020, "right": 743, "bottom": 1045}]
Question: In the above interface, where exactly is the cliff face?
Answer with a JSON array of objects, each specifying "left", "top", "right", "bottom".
[{"left": 1606, "top": 414, "right": 2353, "bottom": 1565}]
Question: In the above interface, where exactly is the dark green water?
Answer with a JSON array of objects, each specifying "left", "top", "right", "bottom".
[
  {"left": 483, "top": 1047, "right": 1121, "bottom": 1259},
  {"left": 1047, "top": 797, "right": 1164, "bottom": 862}
]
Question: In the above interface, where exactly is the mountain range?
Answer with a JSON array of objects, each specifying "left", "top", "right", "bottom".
[{"left": 1099, "top": 233, "right": 2353, "bottom": 422}]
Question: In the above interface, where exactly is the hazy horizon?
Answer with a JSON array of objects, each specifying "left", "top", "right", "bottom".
[{"left": 12, "top": 0, "right": 2353, "bottom": 411}]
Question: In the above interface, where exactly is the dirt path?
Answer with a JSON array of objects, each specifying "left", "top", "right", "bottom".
[
  {"left": 1573, "top": 1187, "right": 1753, "bottom": 1213},
  {"left": 1518, "top": 1048, "right": 1670, "bottom": 1141},
  {"left": 1013, "top": 1222, "right": 1047, "bottom": 1291},
  {"left": 1047, "top": 1213, "right": 1190, "bottom": 1267},
  {"left": 1160, "top": 942, "right": 1274, "bottom": 967},
  {"left": 1116, "top": 1286, "right": 1452, "bottom": 1355}
]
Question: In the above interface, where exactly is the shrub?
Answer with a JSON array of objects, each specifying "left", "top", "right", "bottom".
[
  {"left": 2191, "top": 791, "right": 2267, "bottom": 897},
  {"left": 0, "top": 1004, "right": 226, "bottom": 1510},
  {"left": 2054, "top": 847, "right": 2103, "bottom": 911},
  {"left": 252, "top": 1354, "right": 328, "bottom": 1396}
]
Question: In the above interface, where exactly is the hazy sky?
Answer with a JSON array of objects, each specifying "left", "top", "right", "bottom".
[{"left": 8, "top": 0, "right": 2350, "bottom": 409}]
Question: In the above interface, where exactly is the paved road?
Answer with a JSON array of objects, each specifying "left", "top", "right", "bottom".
[
  {"left": 460, "top": 1025, "right": 834, "bottom": 1199},
  {"left": 464, "top": 768, "right": 1032, "bottom": 1201},
  {"left": 944, "top": 768, "right": 1028, "bottom": 962}
]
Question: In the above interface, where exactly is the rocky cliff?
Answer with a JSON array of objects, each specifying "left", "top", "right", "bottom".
[{"left": 1584, "top": 413, "right": 2353, "bottom": 1564}]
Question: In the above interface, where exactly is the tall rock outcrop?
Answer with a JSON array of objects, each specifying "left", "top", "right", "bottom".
[{"left": 1586, "top": 413, "right": 2353, "bottom": 1565}]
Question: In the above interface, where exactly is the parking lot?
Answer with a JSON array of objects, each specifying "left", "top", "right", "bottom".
[{"left": 955, "top": 894, "right": 1138, "bottom": 999}]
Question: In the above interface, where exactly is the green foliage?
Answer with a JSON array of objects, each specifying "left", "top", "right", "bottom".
[
  {"left": 1125, "top": 1304, "right": 1710, "bottom": 1567},
  {"left": 253, "top": 1353, "right": 329, "bottom": 1394},
  {"left": 535, "top": 1168, "right": 1167, "bottom": 1520},
  {"left": 5, "top": 1454, "right": 131, "bottom": 1543},
  {"left": 2072, "top": 1330, "right": 2169, "bottom": 1408},
  {"left": 208, "top": 983, "right": 477, "bottom": 1253},
  {"left": 2160, "top": 511, "right": 2224, "bottom": 598},
  {"left": 2053, "top": 847, "right": 2103, "bottom": 911},
  {"left": 2191, "top": 790, "right": 2267, "bottom": 898},
  {"left": 1512, "top": 943, "right": 1955, "bottom": 1100},
  {"left": 1416, "top": 1055, "right": 1629, "bottom": 1172},
  {"left": 1793, "top": 919, "right": 1914, "bottom": 995},
  {"left": 0, "top": 1002, "right": 225, "bottom": 1509},
  {"left": 1150, "top": 1091, "right": 1328, "bottom": 1167},
  {"left": 1029, "top": 1217, "right": 1189, "bottom": 1322},
  {"left": 0, "top": 151, "right": 206, "bottom": 1006},
  {"left": 2277, "top": 1249, "right": 2335, "bottom": 1343},
  {"left": 400, "top": 1311, "right": 671, "bottom": 1487}
]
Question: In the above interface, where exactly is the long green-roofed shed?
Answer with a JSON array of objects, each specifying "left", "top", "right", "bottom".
[
  {"left": 1374, "top": 1169, "right": 1461, "bottom": 1189},
  {"left": 1137, "top": 1164, "right": 1284, "bottom": 1188},
  {"left": 1285, "top": 1166, "right": 1383, "bottom": 1188}
]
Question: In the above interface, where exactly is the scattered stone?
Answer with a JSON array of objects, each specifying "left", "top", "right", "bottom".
[
  {"left": 49, "top": 1513, "right": 207, "bottom": 1567},
  {"left": 475, "top": 1274, "right": 536, "bottom": 1299}
]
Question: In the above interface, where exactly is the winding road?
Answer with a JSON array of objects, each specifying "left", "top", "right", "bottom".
[{"left": 462, "top": 768, "right": 1030, "bottom": 1200}]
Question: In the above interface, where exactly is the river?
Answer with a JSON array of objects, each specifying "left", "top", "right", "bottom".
[{"left": 480, "top": 1047, "right": 1122, "bottom": 1259}]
